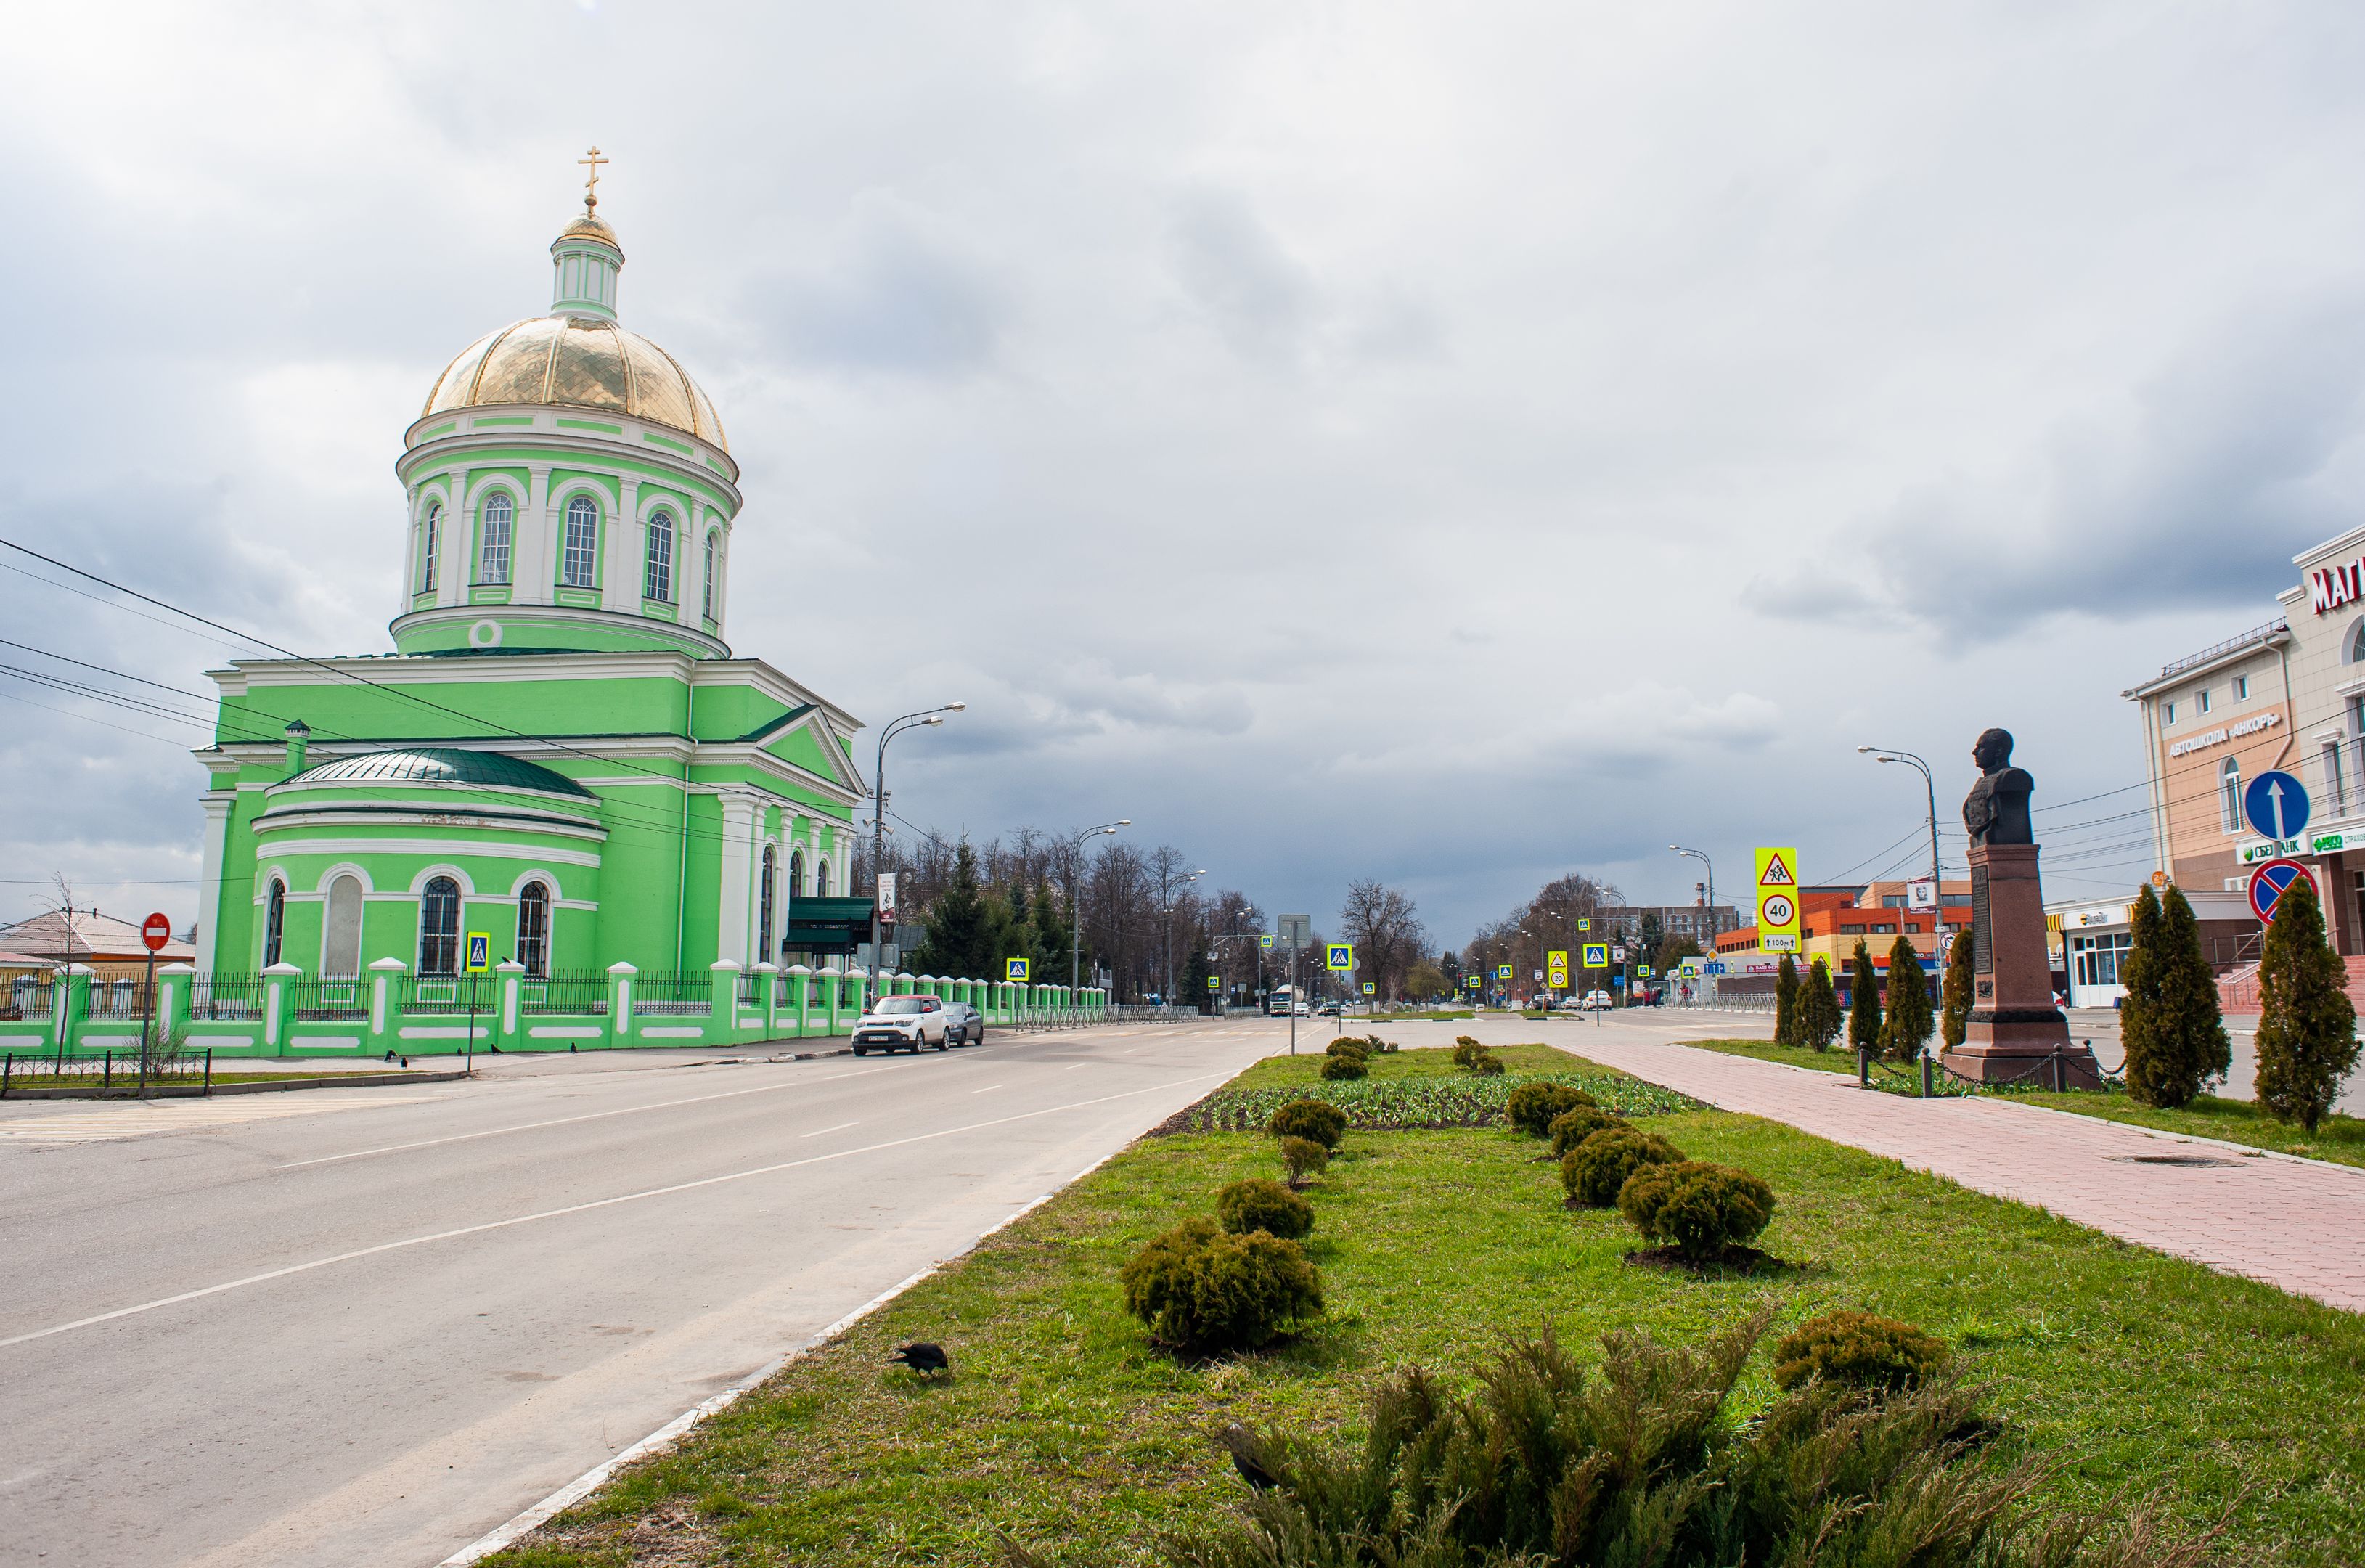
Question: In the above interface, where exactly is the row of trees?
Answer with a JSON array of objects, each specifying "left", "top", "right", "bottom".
[
  {"left": 1457, "top": 873, "right": 1709, "bottom": 999},
  {"left": 1769, "top": 934, "right": 1937, "bottom": 1059}
]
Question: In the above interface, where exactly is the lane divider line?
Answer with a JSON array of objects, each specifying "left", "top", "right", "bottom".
[
  {"left": 797, "top": 1121, "right": 858, "bottom": 1139},
  {"left": 438, "top": 1122, "right": 1146, "bottom": 1564},
  {"left": 0, "top": 1070, "right": 1231, "bottom": 1353}
]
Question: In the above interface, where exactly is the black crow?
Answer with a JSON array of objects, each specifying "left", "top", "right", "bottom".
[
  {"left": 1218, "top": 1423, "right": 1280, "bottom": 1492},
  {"left": 888, "top": 1341, "right": 949, "bottom": 1376}
]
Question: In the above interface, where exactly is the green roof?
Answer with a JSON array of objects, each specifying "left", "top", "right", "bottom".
[{"left": 290, "top": 748, "right": 595, "bottom": 799}]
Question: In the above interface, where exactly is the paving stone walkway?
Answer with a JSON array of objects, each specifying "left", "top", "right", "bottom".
[{"left": 1576, "top": 1036, "right": 2365, "bottom": 1315}]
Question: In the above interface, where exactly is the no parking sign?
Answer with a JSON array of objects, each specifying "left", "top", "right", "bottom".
[{"left": 2247, "top": 858, "right": 2319, "bottom": 924}]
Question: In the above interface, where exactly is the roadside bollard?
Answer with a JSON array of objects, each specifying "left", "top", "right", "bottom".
[
  {"left": 1856, "top": 1046, "right": 1870, "bottom": 1090},
  {"left": 1920, "top": 1050, "right": 1932, "bottom": 1098}
]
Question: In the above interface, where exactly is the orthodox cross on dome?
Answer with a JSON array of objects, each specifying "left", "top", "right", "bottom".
[{"left": 577, "top": 145, "right": 609, "bottom": 211}]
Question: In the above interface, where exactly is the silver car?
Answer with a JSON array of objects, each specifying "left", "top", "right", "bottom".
[{"left": 939, "top": 1001, "right": 986, "bottom": 1046}]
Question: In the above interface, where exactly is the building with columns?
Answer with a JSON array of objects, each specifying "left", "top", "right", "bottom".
[{"left": 192, "top": 185, "right": 870, "bottom": 992}]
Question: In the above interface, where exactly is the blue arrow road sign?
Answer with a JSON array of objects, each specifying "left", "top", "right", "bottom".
[{"left": 2244, "top": 769, "right": 2311, "bottom": 843}]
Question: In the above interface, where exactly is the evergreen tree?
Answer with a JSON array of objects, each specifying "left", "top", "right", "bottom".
[
  {"left": 1185, "top": 924, "right": 1217, "bottom": 1012},
  {"left": 1773, "top": 953, "right": 1800, "bottom": 1045},
  {"left": 1878, "top": 934, "right": 1932, "bottom": 1061},
  {"left": 2123, "top": 885, "right": 2232, "bottom": 1108},
  {"left": 903, "top": 841, "right": 988, "bottom": 979},
  {"left": 1800, "top": 958, "right": 1842, "bottom": 1050},
  {"left": 1847, "top": 939, "right": 1883, "bottom": 1053},
  {"left": 1026, "top": 883, "right": 1069, "bottom": 989},
  {"left": 2252, "top": 875, "right": 2359, "bottom": 1136},
  {"left": 1940, "top": 928, "right": 1974, "bottom": 1053}
]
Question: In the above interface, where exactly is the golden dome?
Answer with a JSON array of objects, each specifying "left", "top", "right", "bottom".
[
  {"left": 557, "top": 211, "right": 621, "bottom": 250},
  {"left": 421, "top": 314, "right": 727, "bottom": 452}
]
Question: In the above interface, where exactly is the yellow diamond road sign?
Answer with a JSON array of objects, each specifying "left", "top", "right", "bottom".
[{"left": 1755, "top": 846, "right": 1801, "bottom": 952}]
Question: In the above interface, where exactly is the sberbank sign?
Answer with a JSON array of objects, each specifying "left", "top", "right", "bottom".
[{"left": 2238, "top": 837, "right": 2308, "bottom": 865}]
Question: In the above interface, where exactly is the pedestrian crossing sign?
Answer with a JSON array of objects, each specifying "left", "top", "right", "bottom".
[
  {"left": 1495, "top": 964, "right": 1512, "bottom": 980},
  {"left": 1327, "top": 943, "right": 1354, "bottom": 971},
  {"left": 1582, "top": 943, "right": 1608, "bottom": 968},
  {"left": 1258, "top": 934, "right": 1274, "bottom": 949},
  {"left": 1362, "top": 981, "right": 1376, "bottom": 995},
  {"left": 465, "top": 933, "right": 491, "bottom": 973},
  {"left": 1006, "top": 957, "right": 1029, "bottom": 981},
  {"left": 1466, "top": 974, "right": 1482, "bottom": 989},
  {"left": 1207, "top": 974, "right": 1220, "bottom": 990}
]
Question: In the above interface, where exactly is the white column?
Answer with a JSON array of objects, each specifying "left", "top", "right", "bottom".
[
  {"left": 605, "top": 477, "right": 642, "bottom": 613},
  {"left": 195, "top": 792, "right": 234, "bottom": 975},
  {"left": 439, "top": 470, "right": 469, "bottom": 608},
  {"left": 521, "top": 463, "right": 555, "bottom": 600},
  {"left": 716, "top": 792, "right": 758, "bottom": 966}
]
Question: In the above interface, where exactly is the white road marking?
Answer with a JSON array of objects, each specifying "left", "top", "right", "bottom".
[
  {"left": 0, "top": 1094, "right": 447, "bottom": 1148},
  {"left": 271, "top": 1063, "right": 897, "bottom": 1170},
  {"left": 798, "top": 1120, "right": 858, "bottom": 1138},
  {"left": 970, "top": 1084, "right": 1003, "bottom": 1095},
  {"left": 0, "top": 1068, "right": 1234, "bottom": 1352}
]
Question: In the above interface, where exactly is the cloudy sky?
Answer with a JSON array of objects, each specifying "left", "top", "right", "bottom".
[{"left": 5, "top": 1, "right": 2364, "bottom": 945}]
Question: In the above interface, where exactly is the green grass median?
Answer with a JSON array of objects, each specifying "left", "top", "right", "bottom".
[{"left": 486, "top": 1055, "right": 2365, "bottom": 1568}]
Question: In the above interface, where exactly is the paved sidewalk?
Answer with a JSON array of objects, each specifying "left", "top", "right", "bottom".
[{"left": 1576, "top": 1037, "right": 2365, "bottom": 1315}]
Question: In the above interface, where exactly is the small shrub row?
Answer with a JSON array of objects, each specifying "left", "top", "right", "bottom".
[
  {"left": 1178, "top": 1074, "right": 1699, "bottom": 1135},
  {"left": 1507, "top": 1080, "right": 1598, "bottom": 1135},
  {"left": 1548, "top": 1106, "right": 1628, "bottom": 1156},
  {"left": 1619, "top": 1160, "right": 1775, "bottom": 1258},
  {"left": 1214, "top": 1177, "right": 1314, "bottom": 1240},
  {"left": 1561, "top": 1127, "right": 1684, "bottom": 1206},
  {"left": 1267, "top": 1097, "right": 1347, "bottom": 1148},
  {"left": 1119, "top": 1217, "right": 1322, "bottom": 1354},
  {"left": 1772, "top": 1310, "right": 1949, "bottom": 1392}
]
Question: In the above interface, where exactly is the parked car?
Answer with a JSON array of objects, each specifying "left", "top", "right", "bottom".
[
  {"left": 1579, "top": 989, "right": 1613, "bottom": 1011},
  {"left": 940, "top": 1000, "right": 985, "bottom": 1046},
  {"left": 852, "top": 995, "right": 950, "bottom": 1055}
]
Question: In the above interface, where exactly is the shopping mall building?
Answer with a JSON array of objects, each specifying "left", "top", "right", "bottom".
[{"left": 2054, "top": 522, "right": 2365, "bottom": 1006}]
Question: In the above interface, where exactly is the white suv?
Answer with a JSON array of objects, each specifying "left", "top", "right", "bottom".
[{"left": 853, "top": 995, "right": 951, "bottom": 1055}]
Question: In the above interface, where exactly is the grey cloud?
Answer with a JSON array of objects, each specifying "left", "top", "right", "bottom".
[
  {"left": 748, "top": 193, "right": 1010, "bottom": 375},
  {"left": 1167, "top": 189, "right": 1318, "bottom": 360}
]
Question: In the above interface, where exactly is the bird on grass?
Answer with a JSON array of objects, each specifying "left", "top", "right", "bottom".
[
  {"left": 1217, "top": 1423, "right": 1281, "bottom": 1492},
  {"left": 887, "top": 1341, "right": 949, "bottom": 1376}
]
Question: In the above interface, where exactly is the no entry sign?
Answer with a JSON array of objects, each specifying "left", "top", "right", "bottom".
[
  {"left": 2247, "top": 859, "right": 2318, "bottom": 924},
  {"left": 140, "top": 912, "right": 172, "bottom": 953}
]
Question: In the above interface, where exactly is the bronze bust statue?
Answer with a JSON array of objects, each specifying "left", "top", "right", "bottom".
[{"left": 1961, "top": 727, "right": 2034, "bottom": 846}]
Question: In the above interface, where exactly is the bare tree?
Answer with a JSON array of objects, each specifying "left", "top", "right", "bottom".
[{"left": 1337, "top": 879, "right": 1428, "bottom": 1001}]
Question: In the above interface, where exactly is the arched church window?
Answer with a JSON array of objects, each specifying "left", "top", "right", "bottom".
[
  {"left": 562, "top": 496, "right": 600, "bottom": 588},
  {"left": 263, "top": 878, "right": 286, "bottom": 968},
  {"left": 817, "top": 858, "right": 831, "bottom": 897},
  {"left": 419, "top": 876, "right": 461, "bottom": 975},
  {"left": 417, "top": 505, "right": 441, "bottom": 593},
  {"left": 324, "top": 875, "right": 363, "bottom": 976},
  {"left": 518, "top": 881, "right": 551, "bottom": 977},
  {"left": 479, "top": 494, "right": 513, "bottom": 584},
  {"left": 645, "top": 511, "right": 675, "bottom": 603},
  {"left": 759, "top": 844, "right": 777, "bottom": 957},
  {"left": 703, "top": 531, "right": 720, "bottom": 620},
  {"left": 790, "top": 849, "right": 806, "bottom": 898}
]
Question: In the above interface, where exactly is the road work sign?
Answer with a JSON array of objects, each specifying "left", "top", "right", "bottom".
[
  {"left": 1327, "top": 943, "right": 1355, "bottom": 971},
  {"left": 1755, "top": 846, "right": 1801, "bottom": 952},
  {"left": 1582, "top": 943, "right": 1608, "bottom": 968},
  {"left": 1006, "top": 957, "right": 1029, "bottom": 981},
  {"left": 465, "top": 933, "right": 491, "bottom": 973}
]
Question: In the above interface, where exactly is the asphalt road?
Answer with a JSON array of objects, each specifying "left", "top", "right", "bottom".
[{"left": 0, "top": 1020, "right": 1281, "bottom": 1568}]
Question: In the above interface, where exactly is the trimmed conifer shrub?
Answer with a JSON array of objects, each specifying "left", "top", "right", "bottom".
[
  {"left": 1772, "top": 1310, "right": 1948, "bottom": 1393},
  {"left": 1878, "top": 934, "right": 1932, "bottom": 1062},
  {"left": 1800, "top": 958, "right": 1842, "bottom": 1051},
  {"left": 1506, "top": 1080, "right": 1597, "bottom": 1136},
  {"left": 1325, "top": 1036, "right": 1370, "bottom": 1058},
  {"left": 1548, "top": 1106, "right": 1629, "bottom": 1156},
  {"left": 1319, "top": 1053, "right": 1368, "bottom": 1081},
  {"left": 2252, "top": 875, "right": 2360, "bottom": 1136},
  {"left": 1451, "top": 1037, "right": 1490, "bottom": 1069},
  {"left": 1119, "top": 1217, "right": 1323, "bottom": 1353},
  {"left": 1561, "top": 1127, "right": 1683, "bottom": 1206},
  {"left": 2120, "top": 884, "right": 2233, "bottom": 1109},
  {"left": 1617, "top": 1159, "right": 1776, "bottom": 1259},
  {"left": 1940, "top": 929, "right": 1974, "bottom": 1053},
  {"left": 1216, "top": 1177, "right": 1315, "bottom": 1239},
  {"left": 1847, "top": 939, "right": 1882, "bottom": 1053},
  {"left": 1472, "top": 1055, "right": 1506, "bottom": 1076},
  {"left": 1278, "top": 1135, "right": 1328, "bottom": 1180},
  {"left": 1267, "top": 1098, "right": 1345, "bottom": 1150},
  {"left": 1773, "top": 953, "right": 1800, "bottom": 1045}
]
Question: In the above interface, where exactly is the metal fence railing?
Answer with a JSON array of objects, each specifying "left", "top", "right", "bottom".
[
  {"left": 737, "top": 971, "right": 764, "bottom": 1008},
  {"left": 3, "top": 973, "right": 54, "bottom": 1021},
  {"left": 1, "top": 1048, "right": 213, "bottom": 1097},
  {"left": 190, "top": 973, "right": 264, "bottom": 1020},
  {"left": 520, "top": 971, "right": 608, "bottom": 1015},
  {"left": 632, "top": 971, "right": 711, "bottom": 1016},
  {"left": 83, "top": 978, "right": 155, "bottom": 1020},
  {"left": 288, "top": 977, "right": 368, "bottom": 1022}
]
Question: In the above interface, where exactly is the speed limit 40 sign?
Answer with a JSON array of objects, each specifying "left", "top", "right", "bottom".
[{"left": 1755, "top": 847, "right": 1800, "bottom": 952}]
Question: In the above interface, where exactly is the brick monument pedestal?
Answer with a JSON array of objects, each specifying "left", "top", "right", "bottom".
[{"left": 1939, "top": 727, "right": 2099, "bottom": 1090}]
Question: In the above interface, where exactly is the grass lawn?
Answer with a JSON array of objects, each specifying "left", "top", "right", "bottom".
[
  {"left": 491, "top": 1069, "right": 2365, "bottom": 1567},
  {"left": 1226, "top": 1040, "right": 1586, "bottom": 1086},
  {"left": 1688, "top": 1037, "right": 2365, "bottom": 1169}
]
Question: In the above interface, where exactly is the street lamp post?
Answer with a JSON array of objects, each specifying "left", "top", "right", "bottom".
[
  {"left": 1858, "top": 746, "right": 1945, "bottom": 936},
  {"left": 867, "top": 703, "right": 965, "bottom": 1008},
  {"left": 1159, "top": 868, "right": 1206, "bottom": 1008},
  {"left": 1066, "top": 820, "right": 1130, "bottom": 1016}
]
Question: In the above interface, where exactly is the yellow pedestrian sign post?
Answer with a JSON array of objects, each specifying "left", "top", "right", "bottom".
[
  {"left": 1326, "top": 943, "right": 1354, "bottom": 972},
  {"left": 1361, "top": 981, "right": 1376, "bottom": 996},
  {"left": 1755, "top": 846, "right": 1801, "bottom": 952},
  {"left": 1007, "top": 957, "right": 1029, "bottom": 982},
  {"left": 1547, "top": 949, "right": 1569, "bottom": 991},
  {"left": 1577, "top": 918, "right": 1590, "bottom": 932},
  {"left": 465, "top": 934, "right": 491, "bottom": 973},
  {"left": 1582, "top": 942, "right": 1609, "bottom": 969}
]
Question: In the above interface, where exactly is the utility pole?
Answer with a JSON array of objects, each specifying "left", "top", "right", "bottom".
[{"left": 867, "top": 703, "right": 965, "bottom": 1009}]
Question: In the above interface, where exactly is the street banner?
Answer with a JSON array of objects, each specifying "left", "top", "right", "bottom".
[
  {"left": 878, "top": 873, "right": 899, "bottom": 925},
  {"left": 1755, "top": 846, "right": 1801, "bottom": 952}
]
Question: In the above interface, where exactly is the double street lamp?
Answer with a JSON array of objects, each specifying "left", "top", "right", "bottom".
[
  {"left": 1159, "top": 868, "right": 1206, "bottom": 1005},
  {"left": 867, "top": 702, "right": 964, "bottom": 1003},
  {"left": 1857, "top": 746, "right": 1945, "bottom": 936},
  {"left": 1067, "top": 820, "right": 1130, "bottom": 1010}
]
